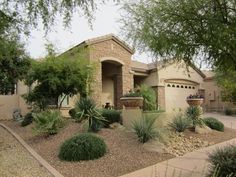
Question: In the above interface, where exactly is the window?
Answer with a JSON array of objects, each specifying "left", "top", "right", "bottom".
[
  {"left": 58, "top": 94, "right": 70, "bottom": 107},
  {"left": 176, "top": 85, "right": 180, "bottom": 88},
  {"left": 185, "top": 86, "right": 188, "bottom": 89},
  {"left": 172, "top": 84, "right": 175, "bottom": 87},
  {"left": 167, "top": 84, "right": 171, "bottom": 87},
  {"left": 181, "top": 85, "right": 184, "bottom": 88}
]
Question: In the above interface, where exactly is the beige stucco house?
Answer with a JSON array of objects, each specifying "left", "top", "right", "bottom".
[{"left": 0, "top": 34, "right": 227, "bottom": 119}]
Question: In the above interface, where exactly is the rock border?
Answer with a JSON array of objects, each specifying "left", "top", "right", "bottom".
[{"left": 0, "top": 123, "right": 64, "bottom": 177}]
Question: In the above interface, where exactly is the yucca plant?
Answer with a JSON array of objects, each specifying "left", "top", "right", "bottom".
[
  {"left": 33, "top": 110, "right": 64, "bottom": 136},
  {"left": 186, "top": 106, "right": 204, "bottom": 127},
  {"left": 169, "top": 114, "right": 191, "bottom": 132},
  {"left": 132, "top": 115, "right": 158, "bottom": 143}
]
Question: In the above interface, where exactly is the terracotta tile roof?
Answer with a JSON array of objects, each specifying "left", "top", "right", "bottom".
[{"left": 83, "top": 33, "right": 135, "bottom": 54}]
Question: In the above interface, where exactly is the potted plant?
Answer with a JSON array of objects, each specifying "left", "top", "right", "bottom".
[
  {"left": 120, "top": 90, "right": 143, "bottom": 108},
  {"left": 186, "top": 93, "right": 204, "bottom": 106}
]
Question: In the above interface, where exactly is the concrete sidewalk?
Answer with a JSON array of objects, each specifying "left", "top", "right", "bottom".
[{"left": 120, "top": 113, "right": 236, "bottom": 177}]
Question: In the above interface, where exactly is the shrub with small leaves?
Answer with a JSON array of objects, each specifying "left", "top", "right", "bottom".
[
  {"left": 203, "top": 117, "right": 224, "bottom": 132},
  {"left": 59, "top": 133, "right": 107, "bottom": 161},
  {"left": 21, "top": 112, "right": 33, "bottom": 127},
  {"left": 208, "top": 145, "right": 236, "bottom": 177},
  {"left": 33, "top": 110, "right": 64, "bottom": 136},
  {"left": 132, "top": 115, "right": 159, "bottom": 143},
  {"left": 101, "top": 109, "right": 121, "bottom": 127},
  {"left": 169, "top": 114, "right": 191, "bottom": 132},
  {"left": 225, "top": 108, "right": 236, "bottom": 116}
]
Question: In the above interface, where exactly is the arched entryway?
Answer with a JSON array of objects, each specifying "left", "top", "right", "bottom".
[{"left": 101, "top": 59, "right": 123, "bottom": 109}]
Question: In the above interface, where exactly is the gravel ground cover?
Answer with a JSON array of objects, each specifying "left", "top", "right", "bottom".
[
  {"left": 2, "top": 120, "right": 173, "bottom": 177},
  {"left": 0, "top": 126, "right": 53, "bottom": 177},
  {"left": 2, "top": 119, "right": 236, "bottom": 177},
  {"left": 166, "top": 128, "right": 236, "bottom": 156}
]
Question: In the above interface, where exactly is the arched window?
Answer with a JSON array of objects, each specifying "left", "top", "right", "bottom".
[
  {"left": 172, "top": 84, "right": 175, "bottom": 87},
  {"left": 181, "top": 85, "right": 184, "bottom": 88},
  {"left": 167, "top": 84, "right": 171, "bottom": 87},
  {"left": 177, "top": 85, "right": 180, "bottom": 88}
]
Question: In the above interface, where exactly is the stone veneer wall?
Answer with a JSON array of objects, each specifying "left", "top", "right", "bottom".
[{"left": 88, "top": 39, "right": 133, "bottom": 108}]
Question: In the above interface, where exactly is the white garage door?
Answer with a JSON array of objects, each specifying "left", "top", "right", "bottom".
[{"left": 165, "top": 82, "right": 198, "bottom": 112}]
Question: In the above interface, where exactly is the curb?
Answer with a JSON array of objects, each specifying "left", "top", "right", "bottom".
[{"left": 0, "top": 123, "right": 64, "bottom": 177}]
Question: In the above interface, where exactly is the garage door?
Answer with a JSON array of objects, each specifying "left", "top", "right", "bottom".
[{"left": 165, "top": 82, "right": 198, "bottom": 112}]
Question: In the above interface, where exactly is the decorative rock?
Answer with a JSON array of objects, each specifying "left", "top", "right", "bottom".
[
  {"left": 195, "top": 125, "right": 212, "bottom": 134},
  {"left": 109, "top": 123, "right": 125, "bottom": 130},
  {"left": 166, "top": 132, "right": 210, "bottom": 157}
]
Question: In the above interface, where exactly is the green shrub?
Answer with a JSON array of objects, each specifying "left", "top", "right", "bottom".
[
  {"left": 186, "top": 106, "right": 204, "bottom": 127},
  {"left": 123, "top": 92, "right": 142, "bottom": 97},
  {"left": 68, "top": 108, "right": 76, "bottom": 118},
  {"left": 225, "top": 108, "right": 236, "bottom": 115},
  {"left": 138, "top": 84, "right": 157, "bottom": 111},
  {"left": 208, "top": 145, "right": 236, "bottom": 177},
  {"left": 203, "top": 117, "right": 224, "bottom": 132},
  {"left": 101, "top": 109, "right": 121, "bottom": 127},
  {"left": 21, "top": 112, "right": 33, "bottom": 127},
  {"left": 59, "top": 133, "right": 107, "bottom": 161},
  {"left": 169, "top": 114, "right": 191, "bottom": 132},
  {"left": 33, "top": 110, "right": 64, "bottom": 136},
  {"left": 132, "top": 115, "right": 159, "bottom": 143}
]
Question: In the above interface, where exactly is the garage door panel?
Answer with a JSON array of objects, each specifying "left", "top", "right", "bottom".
[{"left": 165, "top": 83, "right": 198, "bottom": 112}]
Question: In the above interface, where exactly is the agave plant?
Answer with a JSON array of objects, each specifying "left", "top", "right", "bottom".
[{"left": 76, "top": 97, "right": 107, "bottom": 132}]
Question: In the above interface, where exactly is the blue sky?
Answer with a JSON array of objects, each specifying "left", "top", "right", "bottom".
[{"left": 24, "top": 1, "right": 152, "bottom": 63}]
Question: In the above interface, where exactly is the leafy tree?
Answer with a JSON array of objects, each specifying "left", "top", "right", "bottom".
[
  {"left": 1, "top": 0, "right": 118, "bottom": 32},
  {"left": 24, "top": 46, "right": 94, "bottom": 110},
  {"left": 215, "top": 69, "right": 236, "bottom": 102},
  {"left": 122, "top": 0, "right": 236, "bottom": 70},
  {"left": 0, "top": 11, "right": 31, "bottom": 95}
]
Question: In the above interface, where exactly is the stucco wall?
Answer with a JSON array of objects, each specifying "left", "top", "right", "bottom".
[
  {"left": 141, "top": 71, "right": 158, "bottom": 87},
  {"left": 0, "top": 81, "right": 30, "bottom": 119},
  {"left": 158, "top": 62, "right": 204, "bottom": 87},
  {"left": 202, "top": 79, "right": 225, "bottom": 110}
]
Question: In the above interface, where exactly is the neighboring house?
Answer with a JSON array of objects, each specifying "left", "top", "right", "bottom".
[{"left": 0, "top": 34, "right": 227, "bottom": 119}]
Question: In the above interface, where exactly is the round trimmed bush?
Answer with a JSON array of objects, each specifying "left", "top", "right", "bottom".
[
  {"left": 208, "top": 145, "right": 236, "bottom": 177},
  {"left": 59, "top": 133, "right": 107, "bottom": 161},
  {"left": 203, "top": 117, "right": 224, "bottom": 132}
]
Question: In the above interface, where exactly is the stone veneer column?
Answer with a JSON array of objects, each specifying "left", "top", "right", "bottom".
[{"left": 90, "top": 62, "right": 103, "bottom": 107}]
